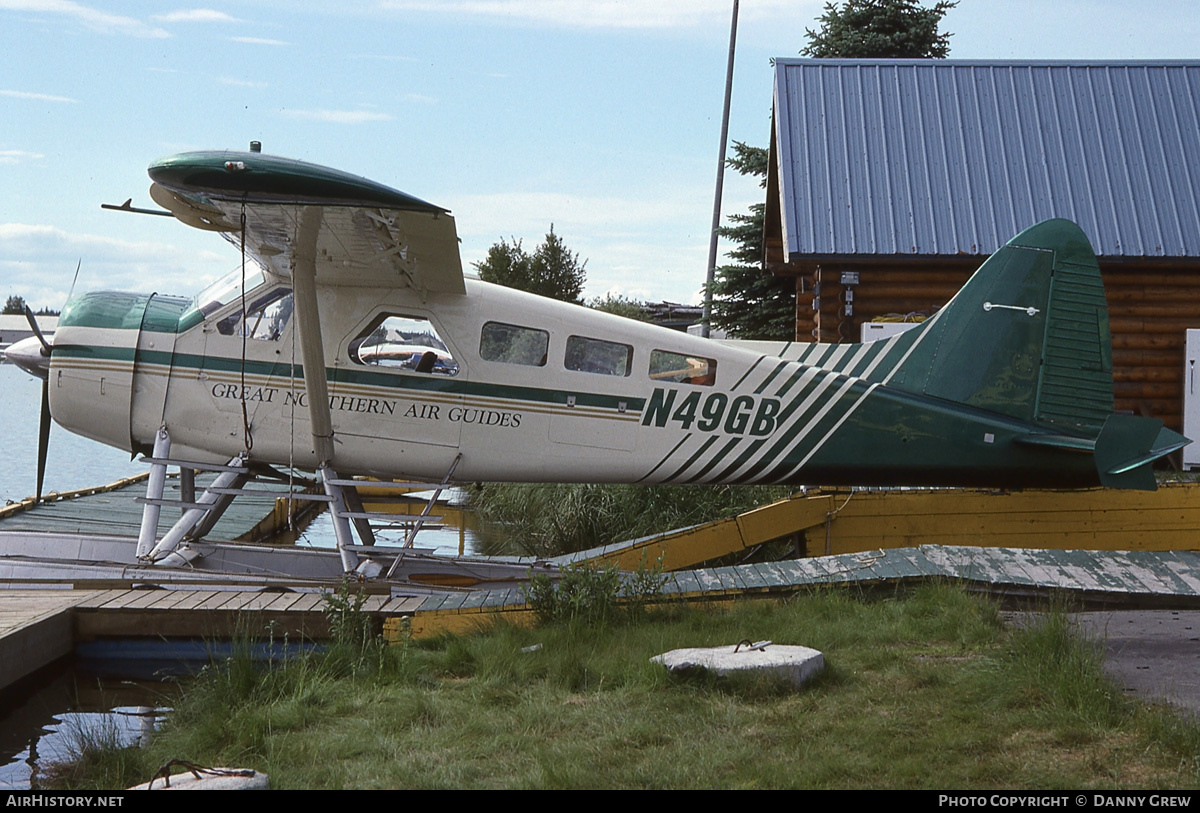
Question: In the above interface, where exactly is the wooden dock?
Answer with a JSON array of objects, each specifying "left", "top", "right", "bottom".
[
  {"left": 0, "top": 586, "right": 427, "bottom": 691},
  {"left": 0, "top": 472, "right": 316, "bottom": 543},
  {"left": 6, "top": 473, "right": 1200, "bottom": 684},
  {"left": 7, "top": 544, "right": 1200, "bottom": 686}
]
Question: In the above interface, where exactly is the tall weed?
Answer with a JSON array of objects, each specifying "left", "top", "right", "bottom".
[
  {"left": 470, "top": 482, "right": 793, "bottom": 556},
  {"left": 525, "top": 558, "right": 668, "bottom": 627}
]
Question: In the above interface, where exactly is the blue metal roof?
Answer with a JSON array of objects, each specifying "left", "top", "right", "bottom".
[{"left": 772, "top": 59, "right": 1200, "bottom": 261}]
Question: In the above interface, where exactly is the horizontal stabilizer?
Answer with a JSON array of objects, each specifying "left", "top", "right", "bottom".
[{"left": 1093, "top": 415, "right": 1189, "bottom": 491}]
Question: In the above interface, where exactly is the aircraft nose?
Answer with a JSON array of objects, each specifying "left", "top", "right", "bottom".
[{"left": 5, "top": 335, "right": 51, "bottom": 380}]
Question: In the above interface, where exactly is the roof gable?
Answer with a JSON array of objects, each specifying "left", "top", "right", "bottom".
[{"left": 771, "top": 59, "right": 1200, "bottom": 263}]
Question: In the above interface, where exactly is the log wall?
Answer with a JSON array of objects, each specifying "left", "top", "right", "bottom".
[{"left": 790, "top": 261, "right": 1200, "bottom": 432}]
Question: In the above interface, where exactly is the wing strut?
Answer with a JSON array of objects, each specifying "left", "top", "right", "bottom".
[
  {"left": 291, "top": 206, "right": 360, "bottom": 572},
  {"left": 292, "top": 206, "right": 336, "bottom": 465}
]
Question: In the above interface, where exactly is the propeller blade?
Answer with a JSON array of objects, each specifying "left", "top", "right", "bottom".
[
  {"left": 36, "top": 378, "right": 50, "bottom": 501},
  {"left": 22, "top": 305, "right": 51, "bottom": 356}
]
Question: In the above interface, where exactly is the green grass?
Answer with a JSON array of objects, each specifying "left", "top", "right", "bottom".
[
  {"left": 46, "top": 585, "right": 1200, "bottom": 790},
  {"left": 468, "top": 482, "right": 795, "bottom": 556}
]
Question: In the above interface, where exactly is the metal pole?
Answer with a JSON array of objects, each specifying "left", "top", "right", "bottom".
[{"left": 702, "top": 0, "right": 740, "bottom": 338}]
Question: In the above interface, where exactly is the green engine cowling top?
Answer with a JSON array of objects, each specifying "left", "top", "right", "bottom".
[
  {"left": 58, "top": 290, "right": 192, "bottom": 333},
  {"left": 52, "top": 291, "right": 193, "bottom": 456}
]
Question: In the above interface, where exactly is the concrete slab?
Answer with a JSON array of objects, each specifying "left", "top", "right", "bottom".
[
  {"left": 132, "top": 767, "right": 269, "bottom": 790},
  {"left": 652, "top": 642, "right": 825, "bottom": 687}
]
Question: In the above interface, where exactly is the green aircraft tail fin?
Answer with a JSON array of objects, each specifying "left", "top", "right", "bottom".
[{"left": 887, "top": 219, "right": 1114, "bottom": 433}]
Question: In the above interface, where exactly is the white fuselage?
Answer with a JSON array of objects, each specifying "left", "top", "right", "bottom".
[{"left": 49, "top": 275, "right": 840, "bottom": 486}]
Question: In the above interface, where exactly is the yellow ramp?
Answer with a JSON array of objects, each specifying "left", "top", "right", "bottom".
[
  {"left": 572, "top": 483, "right": 1200, "bottom": 572},
  {"left": 803, "top": 483, "right": 1200, "bottom": 557},
  {"left": 574, "top": 492, "right": 832, "bottom": 571}
]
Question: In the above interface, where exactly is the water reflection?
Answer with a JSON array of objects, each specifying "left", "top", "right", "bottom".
[{"left": 0, "top": 662, "right": 174, "bottom": 790}]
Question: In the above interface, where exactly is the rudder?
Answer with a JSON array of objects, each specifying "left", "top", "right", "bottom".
[{"left": 887, "top": 219, "right": 1113, "bottom": 434}]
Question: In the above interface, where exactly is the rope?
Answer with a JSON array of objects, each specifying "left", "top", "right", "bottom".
[
  {"left": 145, "top": 760, "right": 256, "bottom": 790},
  {"left": 238, "top": 204, "right": 253, "bottom": 452}
]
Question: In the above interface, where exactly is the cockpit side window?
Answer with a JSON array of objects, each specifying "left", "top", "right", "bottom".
[
  {"left": 216, "top": 286, "right": 294, "bottom": 341},
  {"left": 350, "top": 314, "right": 460, "bottom": 376},
  {"left": 649, "top": 350, "right": 717, "bottom": 386}
]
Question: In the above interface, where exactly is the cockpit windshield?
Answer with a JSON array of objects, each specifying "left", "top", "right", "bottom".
[{"left": 193, "top": 266, "right": 268, "bottom": 318}]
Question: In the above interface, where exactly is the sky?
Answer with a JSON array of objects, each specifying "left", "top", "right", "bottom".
[{"left": 2, "top": 0, "right": 1200, "bottom": 311}]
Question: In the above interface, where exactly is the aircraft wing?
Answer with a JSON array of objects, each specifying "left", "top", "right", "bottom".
[{"left": 147, "top": 150, "right": 465, "bottom": 296}]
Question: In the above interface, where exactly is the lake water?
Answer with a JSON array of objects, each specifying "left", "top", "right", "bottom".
[
  {"left": 0, "top": 361, "right": 481, "bottom": 788},
  {"left": 0, "top": 664, "right": 168, "bottom": 791}
]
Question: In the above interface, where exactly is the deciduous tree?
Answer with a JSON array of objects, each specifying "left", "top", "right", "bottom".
[{"left": 474, "top": 226, "right": 586, "bottom": 304}]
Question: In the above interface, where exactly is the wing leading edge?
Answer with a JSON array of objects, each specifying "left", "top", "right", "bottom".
[{"left": 147, "top": 150, "right": 465, "bottom": 296}]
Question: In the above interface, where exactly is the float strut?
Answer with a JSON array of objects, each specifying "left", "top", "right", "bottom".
[
  {"left": 146, "top": 452, "right": 248, "bottom": 562},
  {"left": 135, "top": 427, "right": 170, "bottom": 559},
  {"left": 322, "top": 465, "right": 360, "bottom": 573}
]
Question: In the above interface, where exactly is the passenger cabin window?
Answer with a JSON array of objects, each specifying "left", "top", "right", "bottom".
[
  {"left": 480, "top": 322, "right": 549, "bottom": 367},
  {"left": 351, "top": 315, "right": 459, "bottom": 376},
  {"left": 565, "top": 335, "right": 633, "bottom": 377},
  {"left": 649, "top": 350, "right": 717, "bottom": 386},
  {"left": 216, "top": 286, "right": 294, "bottom": 341}
]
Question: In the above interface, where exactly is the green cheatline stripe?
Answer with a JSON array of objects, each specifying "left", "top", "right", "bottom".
[
  {"left": 773, "top": 364, "right": 810, "bottom": 399},
  {"left": 730, "top": 355, "right": 767, "bottom": 391},
  {"left": 53, "top": 344, "right": 648, "bottom": 413},
  {"left": 714, "top": 366, "right": 842, "bottom": 482},
  {"left": 753, "top": 360, "right": 789, "bottom": 394},
  {"left": 698, "top": 374, "right": 825, "bottom": 482},
  {"left": 637, "top": 432, "right": 693, "bottom": 483},
  {"left": 685, "top": 436, "right": 743, "bottom": 483},
  {"left": 755, "top": 382, "right": 870, "bottom": 483},
  {"left": 751, "top": 373, "right": 860, "bottom": 474},
  {"left": 661, "top": 435, "right": 719, "bottom": 483},
  {"left": 705, "top": 437, "right": 769, "bottom": 483}
]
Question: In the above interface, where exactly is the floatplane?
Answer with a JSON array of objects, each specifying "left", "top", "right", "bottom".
[{"left": 5, "top": 145, "right": 1188, "bottom": 582}]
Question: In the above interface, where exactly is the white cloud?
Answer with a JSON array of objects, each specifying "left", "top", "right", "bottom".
[
  {"left": 0, "top": 149, "right": 45, "bottom": 164},
  {"left": 0, "top": 223, "right": 231, "bottom": 307},
  {"left": 378, "top": 0, "right": 817, "bottom": 30},
  {"left": 0, "top": 89, "right": 77, "bottom": 103},
  {"left": 151, "top": 9, "right": 240, "bottom": 23},
  {"left": 281, "top": 109, "right": 394, "bottom": 124},
  {"left": 230, "top": 35, "right": 288, "bottom": 46},
  {"left": 218, "top": 76, "right": 268, "bottom": 88},
  {"left": 0, "top": 0, "right": 170, "bottom": 37}
]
